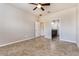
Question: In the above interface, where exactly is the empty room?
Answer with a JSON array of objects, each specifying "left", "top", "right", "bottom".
[{"left": 0, "top": 3, "right": 79, "bottom": 56}]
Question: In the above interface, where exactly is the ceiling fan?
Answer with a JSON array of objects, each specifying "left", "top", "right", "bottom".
[{"left": 30, "top": 3, "right": 50, "bottom": 11}]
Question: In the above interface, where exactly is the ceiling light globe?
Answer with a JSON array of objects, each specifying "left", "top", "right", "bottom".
[{"left": 37, "top": 4, "right": 41, "bottom": 8}]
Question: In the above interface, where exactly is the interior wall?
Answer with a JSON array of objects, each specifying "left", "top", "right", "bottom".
[
  {"left": 41, "top": 7, "right": 77, "bottom": 43},
  {"left": 77, "top": 4, "right": 79, "bottom": 46},
  {"left": 0, "top": 4, "right": 36, "bottom": 45},
  {"left": 59, "top": 7, "right": 76, "bottom": 43}
]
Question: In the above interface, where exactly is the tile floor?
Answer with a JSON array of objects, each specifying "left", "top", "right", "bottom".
[{"left": 0, "top": 37, "right": 79, "bottom": 56}]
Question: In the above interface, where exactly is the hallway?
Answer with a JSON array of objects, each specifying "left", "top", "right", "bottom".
[{"left": 0, "top": 37, "right": 79, "bottom": 56}]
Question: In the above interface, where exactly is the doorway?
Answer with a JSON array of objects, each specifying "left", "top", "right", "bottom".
[
  {"left": 35, "top": 21, "right": 41, "bottom": 37},
  {"left": 51, "top": 19, "right": 59, "bottom": 40}
]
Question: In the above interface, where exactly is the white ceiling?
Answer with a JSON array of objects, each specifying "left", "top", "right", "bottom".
[{"left": 10, "top": 3, "right": 76, "bottom": 16}]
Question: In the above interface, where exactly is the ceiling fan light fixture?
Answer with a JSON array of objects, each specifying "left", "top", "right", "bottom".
[
  {"left": 37, "top": 4, "right": 41, "bottom": 8},
  {"left": 30, "top": 3, "right": 50, "bottom": 11}
]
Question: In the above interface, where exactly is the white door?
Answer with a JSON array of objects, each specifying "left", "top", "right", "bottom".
[
  {"left": 40, "top": 22, "right": 44, "bottom": 36},
  {"left": 35, "top": 21, "right": 41, "bottom": 37}
]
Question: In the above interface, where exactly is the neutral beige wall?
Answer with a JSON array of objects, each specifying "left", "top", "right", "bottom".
[
  {"left": 0, "top": 4, "right": 36, "bottom": 45},
  {"left": 40, "top": 7, "right": 77, "bottom": 43},
  {"left": 58, "top": 7, "right": 76, "bottom": 43},
  {"left": 77, "top": 4, "right": 79, "bottom": 46}
]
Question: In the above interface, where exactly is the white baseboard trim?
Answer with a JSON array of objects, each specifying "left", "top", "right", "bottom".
[
  {"left": 60, "top": 39, "right": 76, "bottom": 43},
  {"left": 0, "top": 36, "right": 35, "bottom": 47}
]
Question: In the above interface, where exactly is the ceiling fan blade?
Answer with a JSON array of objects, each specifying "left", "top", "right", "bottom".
[
  {"left": 41, "top": 7, "right": 44, "bottom": 11},
  {"left": 41, "top": 3, "right": 50, "bottom": 6},
  {"left": 30, "top": 3, "right": 37, "bottom": 5},
  {"left": 33, "top": 7, "right": 37, "bottom": 10}
]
